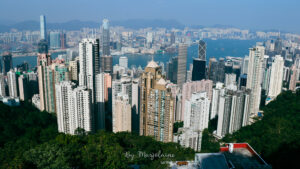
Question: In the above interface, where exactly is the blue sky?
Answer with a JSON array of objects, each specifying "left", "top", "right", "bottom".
[{"left": 1, "top": 0, "right": 300, "bottom": 32}]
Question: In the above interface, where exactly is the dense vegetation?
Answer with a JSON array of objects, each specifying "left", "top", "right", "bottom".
[
  {"left": 1, "top": 91, "right": 299, "bottom": 168},
  {"left": 0, "top": 102, "right": 195, "bottom": 169},
  {"left": 223, "top": 91, "right": 300, "bottom": 169}
]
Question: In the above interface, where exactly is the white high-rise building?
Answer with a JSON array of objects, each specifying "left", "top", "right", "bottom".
[
  {"left": 7, "top": 70, "right": 18, "bottom": 98},
  {"left": 216, "top": 89, "right": 251, "bottom": 138},
  {"left": 210, "top": 82, "right": 225, "bottom": 119},
  {"left": 113, "top": 94, "right": 132, "bottom": 132},
  {"left": 225, "top": 73, "right": 236, "bottom": 87},
  {"left": 119, "top": 56, "right": 128, "bottom": 69},
  {"left": 95, "top": 73, "right": 106, "bottom": 130},
  {"left": 268, "top": 55, "right": 284, "bottom": 98},
  {"left": 0, "top": 73, "right": 6, "bottom": 97},
  {"left": 55, "top": 81, "right": 74, "bottom": 134},
  {"left": 112, "top": 75, "right": 139, "bottom": 132},
  {"left": 246, "top": 46, "right": 265, "bottom": 123},
  {"left": 78, "top": 38, "right": 100, "bottom": 101},
  {"left": 18, "top": 75, "right": 28, "bottom": 101},
  {"left": 184, "top": 92, "right": 210, "bottom": 131},
  {"left": 55, "top": 81, "right": 93, "bottom": 135},
  {"left": 177, "top": 92, "right": 210, "bottom": 151},
  {"left": 242, "top": 56, "right": 249, "bottom": 75}
]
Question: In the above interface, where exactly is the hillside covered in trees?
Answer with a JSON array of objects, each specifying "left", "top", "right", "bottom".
[
  {"left": 222, "top": 91, "right": 300, "bottom": 169},
  {"left": 0, "top": 102, "right": 194, "bottom": 169},
  {"left": 0, "top": 90, "right": 299, "bottom": 169}
]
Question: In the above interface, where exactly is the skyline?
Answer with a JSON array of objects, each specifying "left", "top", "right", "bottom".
[{"left": 1, "top": 0, "right": 300, "bottom": 33}]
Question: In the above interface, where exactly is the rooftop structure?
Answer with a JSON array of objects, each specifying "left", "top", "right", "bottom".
[{"left": 170, "top": 143, "right": 271, "bottom": 169}]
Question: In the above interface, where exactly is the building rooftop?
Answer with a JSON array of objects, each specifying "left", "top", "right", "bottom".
[
  {"left": 170, "top": 143, "right": 272, "bottom": 169},
  {"left": 146, "top": 60, "right": 159, "bottom": 68}
]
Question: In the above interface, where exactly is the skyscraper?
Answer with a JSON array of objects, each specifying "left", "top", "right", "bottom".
[
  {"left": 210, "top": 82, "right": 224, "bottom": 120},
  {"left": 40, "top": 15, "right": 47, "bottom": 40},
  {"left": 119, "top": 56, "right": 128, "bottom": 68},
  {"left": 101, "top": 19, "right": 110, "bottom": 56},
  {"left": 179, "top": 92, "right": 210, "bottom": 151},
  {"left": 181, "top": 80, "right": 213, "bottom": 121},
  {"left": 18, "top": 75, "right": 29, "bottom": 101},
  {"left": 177, "top": 43, "right": 187, "bottom": 87},
  {"left": 113, "top": 94, "right": 132, "bottom": 132},
  {"left": 140, "top": 60, "right": 175, "bottom": 142},
  {"left": 100, "top": 55, "right": 113, "bottom": 73},
  {"left": 55, "top": 82, "right": 93, "bottom": 134},
  {"left": 268, "top": 55, "right": 284, "bottom": 98},
  {"left": 112, "top": 75, "right": 140, "bottom": 133},
  {"left": 198, "top": 40, "right": 206, "bottom": 60},
  {"left": 1, "top": 52, "right": 13, "bottom": 75},
  {"left": 246, "top": 46, "right": 265, "bottom": 123},
  {"left": 192, "top": 58, "right": 206, "bottom": 81},
  {"left": 79, "top": 38, "right": 100, "bottom": 95},
  {"left": 7, "top": 70, "right": 18, "bottom": 98},
  {"left": 0, "top": 73, "right": 6, "bottom": 97},
  {"left": 49, "top": 32, "right": 61, "bottom": 49},
  {"left": 216, "top": 88, "right": 250, "bottom": 138},
  {"left": 78, "top": 38, "right": 104, "bottom": 130},
  {"left": 95, "top": 73, "right": 106, "bottom": 130}
]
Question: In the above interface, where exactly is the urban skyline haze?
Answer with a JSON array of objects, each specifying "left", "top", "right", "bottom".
[{"left": 0, "top": 0, "right": 300, "bottom": 33}]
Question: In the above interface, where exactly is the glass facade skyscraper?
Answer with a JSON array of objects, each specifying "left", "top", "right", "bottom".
[
  {"left": 40, "top": 15, "right": 47, "bottom": 40},
  {"left": 49, "top": 32, "right": 61, "bottom": 49}
]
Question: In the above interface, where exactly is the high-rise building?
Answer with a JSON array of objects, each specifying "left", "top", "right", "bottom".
[
  {"left": 198, "top": 40, "right": 206, "bottom": 61},
  {"left": 38, "top": 39, "right": 49, "bottom": 54},
  {"left": 170, "top": 32, "right": 175, "bottom": 45},
  {"left": 100, "top": 55, "right": 113, "bottom": 73},
  {"left": 7, "top": 70, "right": 18, "bottom": 98},
  {"left": 166, "top": 56, "right": 177, "bottom": 83},
  {"left": 179, "top": 92, "right": 210, "bottom": 151},
  {"left": 268, "top": 55, "right": 284, "bottom": 98},
  {"left": 192, "top": 58, "right": 206, "bottom": 81},
  {"left": 113, "top": 94, "right": 132, "bottom": 132},
  {"left": 0, "top": 73, "right": 6, "bottom": 97},
  {"left": 18, "top": 75, "right": 29, "bottom": 101},
  {"left": 184, "top": 92, "right": 210, "bottom": 131},
  {"left": 210, "top": 82, "right": 225, "bottom": 120},
  {"left": 208, "top": 57, "right": 217, "bottom": 82},
  {"left": 140, "top": 60, "right": 175, "bottom": 142},
  {"left": 289, "top": 64, "right": 300, "bottom": 91},
  {"left": 55, "top": 82, "right": 93, "bottom": 134},
  {"left": 112, "top": 75, "right": 139, "bottom": 132},
  {"left": 274, "top": 37, "right": 282, "bottom": 54},
  {"left": 180, "top": 80, "right": 213, "bottom": 121},
  {"left": 177, "top": 43, "right": 187, "bottom": 87},
  {"left": 101, "top": 19, "right": 110, "bottom": 56},
  {"left": 40, "top": 15, "right": 47, "bottom": 40},
  {"left": 37, "top": 49, "right": 52, "bottom": 111},
  {"left": 60, "top": 32, "right": 66, "bottom": 49},
  {"left": 246, "top": 46, "right": 265, "bottom": 124},
  {"left": 95, "top": 73, "right": 106, "bottom": 130},
  {"left": 78, "top": 38, "right": 105, "bottom": 129},
  {"left": 119, "top": 56, "right": 128, "bottom": 69},
  {"left": 216, "top": 88, "right": 250, "bottom": 138},
  {"left": 49, "top": 32, "right": 61, "bottom": 49},
  {"left": 242, "top": 56, "right": 249, "bottom": 75},
  {"left": 79, "top": 38, "right": 100, "bottom": 99},
  {"left": 225, "top": 73, "right": 236, "bottom": 87},
  {"left": 69, "top": 57, "right": 79, "bottom": 82},
  {"left": 1, "top": 52, "right": 13, "bottom": 75}
]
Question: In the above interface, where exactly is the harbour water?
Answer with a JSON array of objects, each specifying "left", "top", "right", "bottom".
[{"left": 10, "top": 39, "right": 259, "bottom": 69}]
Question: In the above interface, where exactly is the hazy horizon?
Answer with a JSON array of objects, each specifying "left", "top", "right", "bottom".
[{"left": 1, "top": 0, "right": 300, "bottom": 33}]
